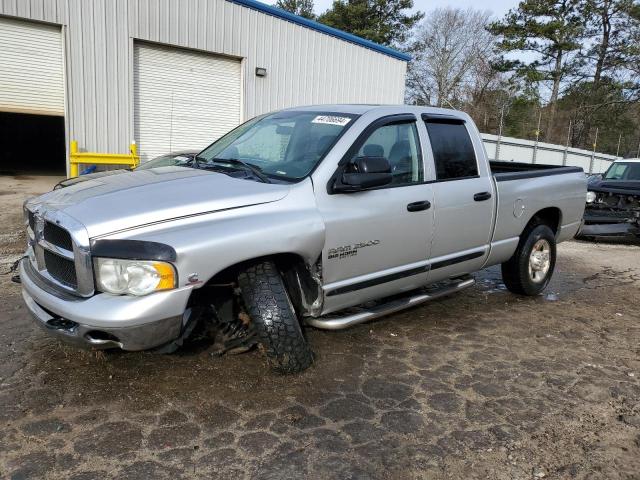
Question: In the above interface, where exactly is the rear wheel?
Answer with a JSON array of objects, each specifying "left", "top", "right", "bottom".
[
  {"left": 237, "top": 261, "right": 313, "bottom": 374},
  {"left": 501, "top": 223, "right": 556, "bottom": 296}
]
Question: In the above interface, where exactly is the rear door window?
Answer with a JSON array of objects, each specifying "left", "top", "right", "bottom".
[{"left": 424, "top": 120, "right": 478, "bottom": 180}]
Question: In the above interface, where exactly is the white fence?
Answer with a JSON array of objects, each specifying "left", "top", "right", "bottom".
[{"left": 481, "top": 133, "right": 618, "bottom": 174}]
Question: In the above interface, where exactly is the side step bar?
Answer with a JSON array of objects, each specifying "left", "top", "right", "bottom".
[{"left": 306, "top": 276, "right": 475, "bottom": 330}]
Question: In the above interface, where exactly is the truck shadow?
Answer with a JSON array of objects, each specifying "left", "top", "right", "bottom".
[{"left": 16, "top": 266, "right": 584, "bottom": 410}]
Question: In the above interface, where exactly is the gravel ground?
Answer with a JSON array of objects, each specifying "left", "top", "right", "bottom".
[{"left": 0, "top": 175, "right": 639, "bottom": 480}]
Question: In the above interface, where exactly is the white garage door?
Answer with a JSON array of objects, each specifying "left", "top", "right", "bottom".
[
  {"left": 134, "top": 42, "right": 242, "bottom": 162},
  {"left": 0, "top": 17, "right": 64, "bottom": 116}
]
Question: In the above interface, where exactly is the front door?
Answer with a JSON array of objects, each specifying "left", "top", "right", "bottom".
[{"left": 315, "top": 116, "right": 435, "bottom": 314}]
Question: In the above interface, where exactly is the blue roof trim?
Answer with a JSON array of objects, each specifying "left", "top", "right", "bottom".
[{"left": 227, "top": 0, "right": 412, "bottom": 62}]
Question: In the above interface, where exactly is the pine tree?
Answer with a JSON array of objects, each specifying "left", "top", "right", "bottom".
[
  {"left": 583, "top": 0, "right": 638, "bottom": 87},
  {"left": 318, "top": 0, "right": 423, "bottom": 46},
  {"left": 275, "top": 0, "right": 316, "bottom": 20},
  {"left": 489, "top": 0, "right": 586, "bottom": 140},
  {"left": 565, "top": 0, "right": 640, "bottom": 147}
]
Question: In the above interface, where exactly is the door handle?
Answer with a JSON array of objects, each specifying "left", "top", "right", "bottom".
[
  {"left": 407, "top": 200, "right": 431, "bottom": 212},
  {"left": 473, "top": 192, "right": 492, "bottom": 202}
]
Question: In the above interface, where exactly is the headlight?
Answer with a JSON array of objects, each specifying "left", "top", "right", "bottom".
[
  {"left": 586, "top": 191, "right": 597, "bottom": 203},
  {"left": 94, "top": 258, "right": 177, "bottom": 296}
]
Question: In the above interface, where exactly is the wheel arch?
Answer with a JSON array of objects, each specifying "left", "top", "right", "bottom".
[
  {"left": 198, "top": 252, "right": 323, "bottom": 316},
  {"left": 502, "top": 212, "right": 558, "bottom": 296},
  {"left": 523, "top": 207, "right": 562, "bottom": 237}
]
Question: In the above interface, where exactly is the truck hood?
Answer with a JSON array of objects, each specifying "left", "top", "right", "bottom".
[
  {"left": 29, "top": 167, "right": 291, "bottom": 238},
  {"left": 588, "top": 178, "right": 640, "bottom": 196}
]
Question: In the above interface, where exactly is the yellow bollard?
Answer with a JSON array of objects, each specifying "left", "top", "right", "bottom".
[
  {"left": 130, "top": 143, "right": 139, "bottom": 167},
  {"left": 69, "top": 140, "right": 79, "bottom": 178}
]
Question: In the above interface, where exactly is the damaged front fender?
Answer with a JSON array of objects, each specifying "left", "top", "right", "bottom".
[{"left": 281, "top": 259, "right": 324, "bottom": 318}]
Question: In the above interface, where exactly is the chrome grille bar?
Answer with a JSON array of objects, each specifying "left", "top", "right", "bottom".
[{"left": 24, "top": 206, "right": 95, "bottom": 297}]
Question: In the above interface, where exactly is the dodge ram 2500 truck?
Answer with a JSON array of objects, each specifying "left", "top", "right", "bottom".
[{"left": 20, "top": 105, "right": 587, "bottom": 373}]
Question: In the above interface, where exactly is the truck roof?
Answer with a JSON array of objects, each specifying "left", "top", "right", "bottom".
[
  {"left": 281, "top": 104, "right": 471, "bottom": 120},
  {"left": 615, "top": 158, "right": 640, "bottom": 163}
]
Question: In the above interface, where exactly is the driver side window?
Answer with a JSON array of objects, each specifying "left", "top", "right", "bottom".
[{"left": 351, "top": 122, "right": 423, "bottom": 185}]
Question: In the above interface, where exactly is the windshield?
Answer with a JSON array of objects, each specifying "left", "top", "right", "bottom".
[
  {"left": 136, "top": 153, "right": 195, "bottom": 170},
  {"left": 603, "top": 162, "right": 640, "bottom": 180},
  {"left": 197, "top": 111, "right": 357, "bottom": 181}
]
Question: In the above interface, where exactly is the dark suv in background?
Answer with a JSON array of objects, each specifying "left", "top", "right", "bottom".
[{"left": 579, "top": 159, "right": 640, "bottom": 239}]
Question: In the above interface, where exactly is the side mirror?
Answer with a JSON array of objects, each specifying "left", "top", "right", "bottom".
[{"left": 334, "top": 156, "right": 392, "bottom": 192}]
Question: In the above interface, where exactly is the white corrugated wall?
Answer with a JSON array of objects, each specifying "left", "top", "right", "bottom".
[
  {"left": 481, "top": 134, "right": 618, "bottom": 173},
  {"left": 0, "top": 0, "right": 407, "bottom": 160}
]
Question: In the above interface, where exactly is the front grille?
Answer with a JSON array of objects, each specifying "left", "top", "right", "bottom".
[
  {"left": 25, "top": 209, "right": 93, "bottom": 296},
  {"left": 44, "top": 221, "right": 73, "bottom": 251},
  {"left": 585, "top": 207, "right": 634, "bottom": 220},
  {"left": 44, "top": 250, "right": 78, "bottom": 288},
  {"left": 599, "top": 210, "right": 633, "bottom": 219}
]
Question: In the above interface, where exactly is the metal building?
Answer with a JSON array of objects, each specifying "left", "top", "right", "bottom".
[{"left": 0, "top": 0, "right": 409, "bottom": 174}]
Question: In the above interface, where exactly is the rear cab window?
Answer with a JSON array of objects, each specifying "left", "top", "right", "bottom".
[{"left": 423, "top": 118, "right": 478, "bottom": 181}]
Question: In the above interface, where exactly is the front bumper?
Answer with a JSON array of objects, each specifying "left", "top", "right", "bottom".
[
  {"left": 577, "top": 222, "right": 639, "bottom": 237},
  {"left": 578, "top": 209, "right": 640, "bottom": 238},
  {"left": 20, "top": 259, "right": 194, "bottom": 350}
]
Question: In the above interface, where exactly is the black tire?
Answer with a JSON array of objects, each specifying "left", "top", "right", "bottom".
[
  {"left": 237, "top": 261, "right": 313, "bottom": 374},
  {"left": 501, "top": 223, "right": 557, "bottom": 296}
]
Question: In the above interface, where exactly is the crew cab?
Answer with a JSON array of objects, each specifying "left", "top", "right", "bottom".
[{"left": 20, "top": 105, "right": 587, "bottom": 373}]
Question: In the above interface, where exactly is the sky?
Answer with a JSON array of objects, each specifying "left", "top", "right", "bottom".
[{"left": 313, "top": 0, "right": 519, "bottom": 19}]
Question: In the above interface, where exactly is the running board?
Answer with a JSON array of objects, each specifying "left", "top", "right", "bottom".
[{"left": 306, "top": 276, "right": 475, "bottom": 330}]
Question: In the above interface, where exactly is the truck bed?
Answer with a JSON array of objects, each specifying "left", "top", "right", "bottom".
[
  {"left": 490, "top": 160, "right": 584, "bottom": 181},
  {"left": 487, "top": 160, "right": 586, "bottom": 266}
]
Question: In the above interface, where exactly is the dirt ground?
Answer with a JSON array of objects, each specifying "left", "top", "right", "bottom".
[{"left": 0, "top": 175, "right": 639, "bottom": 480}]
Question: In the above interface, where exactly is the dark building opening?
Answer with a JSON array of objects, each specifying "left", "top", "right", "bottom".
[{"left": 0, "top": 112, "right": 66, "bottom": 175}]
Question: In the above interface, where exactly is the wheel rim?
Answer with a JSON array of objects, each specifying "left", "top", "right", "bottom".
[{"left": 528, "top": 239, "right": 551, "bottom": 283}]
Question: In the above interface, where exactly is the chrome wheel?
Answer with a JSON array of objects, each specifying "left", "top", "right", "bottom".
[{"left": 528, "top": 239, "right": 551, "bottom": 283}]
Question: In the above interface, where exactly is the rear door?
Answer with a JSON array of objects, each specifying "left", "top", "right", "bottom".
[{"left": 422, "top": 115, "right": 495, "bottom": 281}]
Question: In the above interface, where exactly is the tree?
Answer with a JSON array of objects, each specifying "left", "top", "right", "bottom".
[
  {"left": 582, "top": 0, "right": 638, "bottom": 87},
  {"left": 558, "top": 81, "right": 638, "bottom": 151},
  {"left": 629, "top": 2, "right": 640, "bottom": 79},
  {"left": 406, "top": 8, "right": 497, "bottom": 108},
  {"left": 275, "top": 0, "right": 315, "bottom": 19},
  {"left": 317, "top": 0, "right": 423, "bottom": 46},
  {"left": 559, "top": 0, "right": 640, "bottom": 147},
  {"left": 489, "top": 0, "right": 586, "bottom": 140},
  {"left": 502, "top": 94, "right": 543, "bottom": 139}
]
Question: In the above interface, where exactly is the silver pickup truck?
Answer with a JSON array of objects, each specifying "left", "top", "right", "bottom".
[{"left": 20, "top": 105, "right": 586, "bottom": 373}]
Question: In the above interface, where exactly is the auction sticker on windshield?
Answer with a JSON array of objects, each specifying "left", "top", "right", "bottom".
[{"left": 312, "top": 115, "right": 351, "bottom": 126}]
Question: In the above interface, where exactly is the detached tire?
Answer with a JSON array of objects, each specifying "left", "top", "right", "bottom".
[
  {"left": 238, "top": 261, "right": 313, "bottom": 374},
  {"left": 501, "top": 223, "right": 557, "bottom": 296}
]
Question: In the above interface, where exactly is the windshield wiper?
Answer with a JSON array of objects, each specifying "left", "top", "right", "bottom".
[{"left": 200, "top": 157, "right": 271, "bottom": 183}]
